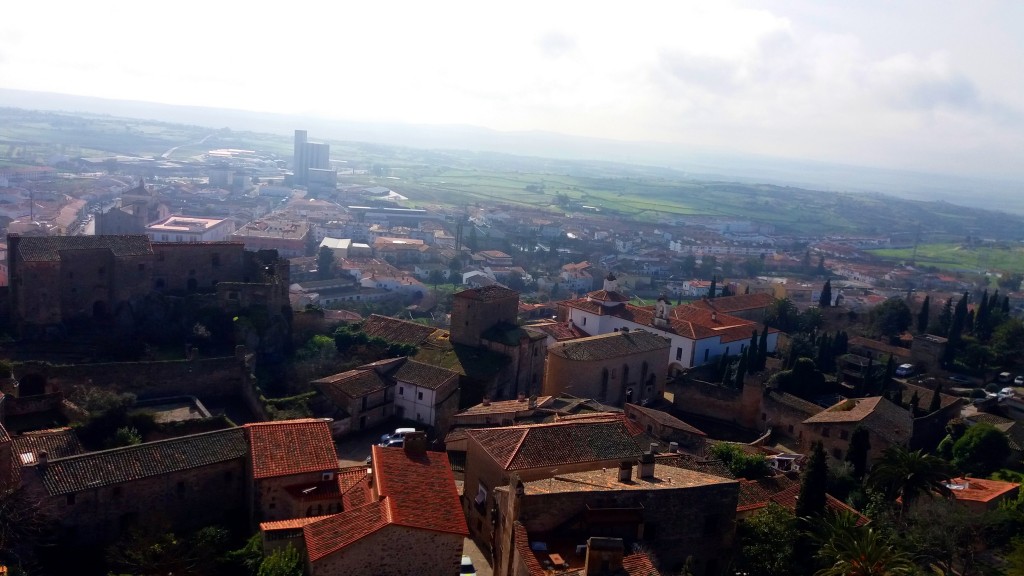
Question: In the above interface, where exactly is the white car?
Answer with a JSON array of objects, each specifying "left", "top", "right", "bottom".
[
  {"left": 461, "top": 555, "right": 477, "bottom": 576},
  {"left": 1015, "top": 375, "right": 1023, "bottom": 386}
]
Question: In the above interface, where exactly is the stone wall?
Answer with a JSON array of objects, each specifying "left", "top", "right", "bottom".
[
  {"left": 668, "top": 377, "right": 763, "bottom": 430},
  {"left": 309, "top": 524, "right": 464, "bottom": 576},
  {"left": 14, "top": 351, "right": 254, "bottom": 401}
]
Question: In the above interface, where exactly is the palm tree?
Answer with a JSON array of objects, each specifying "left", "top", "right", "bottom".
[
  {"left": 867, "top": 446, "right": 955, "bottom": 518},
  {"left": 815, "top": 527, "right": 915, "bottom": 576}
]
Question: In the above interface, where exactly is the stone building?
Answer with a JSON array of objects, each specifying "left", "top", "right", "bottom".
[
  {"left": 623, "top": 403, "right": 707, "bottom": 454},
  {"left": 313, "top": 357, "right": 461, "bottom": 436},
  {"left": 7, "top": 234, "right": 290, "bottom": 337},
  {"left": 302, "top": 435, "right": 468, "bottom": 576},
  {"left": 493, "top": 456, "right": 739, "bottom": 576},
  {"left": 801, "top": 396, "right": 912, "bottom": 464},
  {"left": 450, "top": 285, "right": 520, "bottom": 347},
  {"left": 21, "top": 428, "right": 248, "bottom": 545},
  {"left": 463, "top": 419, "right": 642, "bottom": 555},
  {"left": 543, "top": 330, "right": 669, "bottom": 406},
  {"left": 245, "top": 419, "right": 341, "bottom": 523}
]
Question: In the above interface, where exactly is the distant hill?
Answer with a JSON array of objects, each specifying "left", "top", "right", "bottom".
[{"left": 1, "top": 88, "right": 1021, "bottom": 215}]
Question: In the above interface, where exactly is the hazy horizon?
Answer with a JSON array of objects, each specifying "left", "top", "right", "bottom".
[{"left": 4, "top": 1, "right": 1024, "bottom": 187}]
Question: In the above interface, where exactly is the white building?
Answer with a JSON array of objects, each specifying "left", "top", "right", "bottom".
[
  {"left": 145, "top": 215, "right": 235, "bottom": 243},
  {"left": 392, "top": 360, "right": 460, "bottom": 426},
  {"left": 560, "top": 274, "right": 779, "bottom": 373}
]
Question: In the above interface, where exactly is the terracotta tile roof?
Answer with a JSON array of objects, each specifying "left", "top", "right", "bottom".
[
  {"left": 456, "top": 396, "right": 554, "bottom": 418},
  {"left": 514, "top": 523, "right": 546, "bottom": 576},
  {"left": 946, "top": 477, "right": 1020, "bottom": 503},
  {"left": 14, "top": 234, "right": 153, "bottom": 262},
  {"left": 260, "top": 514, "right": 334, "bottom": 532},
  {"left": 372, "top": 445, "right": 468, "bottom": 536},
  {"left": 586, "top": 289, "right": 631, "bottom": 303},
  {"left": 625, "top": 404, "right": 706, "bottom": 436},
  {"left": 803, "top": 397, "right": 912, "bottom": 443},
  {"left": 362, "top": 314, "right": 439, "bottom": 346},
  {"left": 766, "top": 390, "right": 822, "bottom": 416},
  {"left": 39, "top": 428, "right": 246, "bottom": 495},
  {"left": 656, "top": 453, "right": 734, "bottom": 479},
  {"left": 467, "top": 420, "right": 642, "bottom": 471},
  {"left": 736, "top": 476, "right": 796, "bottom": 510},
  {"left": 525, "top": 321, "right": 589, "bottom": 342},
  {"left": 768, "top": 484, "right": 869, "bottom": 526},
  {"left": 12, "top": 428, "right": 84, "bottom": 465},
  {"left": 284, "top": 467, "right": 367, "bottom": 502},
  {"left": 342, "top": 473, "right": 374, "bottom": 510},
  {"left": 549, "top": 331, "right": 670, "bottom": 362},
  {"left": 621, "top": 553, "right": 663, "bottom": 576},
  {"left": 304, "top": 499, "right": 391, "bottom": 562},
  {"left": 521, "top": 462, "right": 737, "bottom": 495},
  {"left": 848, "top": 336, "right": 912, "bottom": 359},
  {"left": 392, "top": 359, "right": 459, "bottom": 390},
  {"left": 561, "top": 298, "right": 769, "bottom": 345},
  {"left": 245, "top": 419, "right": 338, "bottom": 480},
  {"left": 688, "top": 293, "right": 775, "bottom": 313},
  {"left": 898, "top": 383, "right": 962, "bottom": 411},
  {"left": 313, "top": 368, "right": 389, "bottom": 399},
  {"left": 0, "top": 422, "right": 10, "bottom": 445},
  {"left": 454, "top": 285, "right": 520, "bottom": 302}
]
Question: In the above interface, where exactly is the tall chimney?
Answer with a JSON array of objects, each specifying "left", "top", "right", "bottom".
[
  {"left": 38, "top": 449, "right": 49, "bottom": 468},
  {"left": 584, "top": 537, "right": 624, "bottom": 576},
  {"left": 637, "top": 452, "right": 655, "bottom": 479},
  {"left": 618, "top": 461, "right": 633, "bottom": 482},
  {"left": 528, "top": 395, "right": 537, "bottom": 409},
  {"left": 482, "top": 396, "right": 491, "bottom": 406},
  {"left": 403, "top": 431, "right": 428, "bottom": 455}
]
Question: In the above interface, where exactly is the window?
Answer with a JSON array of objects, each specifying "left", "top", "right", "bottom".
[
  {"left": 398, "top": 386, "right": 404, "bottom": 396},
  {"left": 361, "top": 397, "right": 368, "bottom": 410},
  {"left": 788, "top": 424, "right": 794, "bottom": 434},
  {"left": 418, "top": 391, "right": 424, "bottom": 401},
  {"left": 840, "top": 430, "right": 849, "bottom": 441},
  {"left": 676, "top": 347, "right": 682, "bottom": 361},
  {"left": 582, "top": 317, "right": 587, "bottom": 326}
]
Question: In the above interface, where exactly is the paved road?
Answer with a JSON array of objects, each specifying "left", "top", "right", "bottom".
[
  {"left": 463, "top": 537, "right": 493, "bottom": 576},
  {"left": 161, "top": 133, "right": 215, "bottom": 160}
]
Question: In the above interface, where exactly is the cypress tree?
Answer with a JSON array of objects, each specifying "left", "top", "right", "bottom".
[
  {"left": 862, "top": 356, "right": 875, "bottom": 396},
  {"left": 757, "top": 328, "right": 769, "bottom": 370},
  {"left": 735, "top": 352, "right": 748, "bottom": 389},
  {"left": 937, "top": 297, "right": 954, "bottom": 335},
  {"left": 989, "top": 289, "right": 1000, "bottom": 311},
  {"left": 709, "top": 275, "right": 717, "bottom": 300},
  {"left": 946, "top": 293, "right": 969, "bottom": 365},
  {"left": 928, "top": 382, "right": 943, "bottom": 414},
  {"left": 718, "top": 353, "right": 730, "bottom": 381},
  {"left": 747, "top": 331, "right": 758, "bottom": 372},
  {"left": 744, "top": 285, "right": 750, "bottom": 295},
  {"left": 845, "top": 426, "right": 871, "bottom": 478},
  {"left": 1003, "top": 296, "right": 1011, "bottom": 315},
  {"left": 909, "top": 390, "right": 921, "bottom": 416},
  {"left": 819, "top": 279, "right": 832, "bottom": 308},
  {"left": 917, "top": 295, "right": 930, "bottom": 334},
  {"left": 795, "top": 441, "right": 828, "bottom": 518},
  {"left": 974, "top": 290, "right": 989, "bottom": 335}
]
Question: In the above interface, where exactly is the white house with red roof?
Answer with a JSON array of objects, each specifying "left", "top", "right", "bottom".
[
  {"left": 301, "top": 433, "right": 468, "bottom": 576},
  {"left": 560, "top": 274, "right": 779, "bottom": 372}
]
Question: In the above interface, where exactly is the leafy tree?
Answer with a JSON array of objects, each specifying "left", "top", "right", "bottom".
[
  {"left": 952, "top": 422, "right": 1010, "bottom": 476},
  {"left": 916, "top": 295, "right": 930, "bottom": 334},
  {"left": 427, "top": 269, "right": 446, "bottom": 289},
  {"left": 735, "top": 503, "right": 797, "bottom": 576},
  {"left": 765, "top": 298, "right": 799, "bottom": 333},
  {"left": 0, "top": 488, "right": 53, "bottom": 572},
  {"left": 991, "top": 318, "right": 1024, "bottom": 366},
  {"left": 799, "top": 307, "right": 824, "bottom": 333},
  {"left": 112, "top": 426, "right": 142, "bottom": 447},
  {"left": 868, "top": 446, "right": 955, "bottom": 518},
  {"left": 710, "top": 443, "right": 770, "bottom": 479},
  {"left": 316, "top": 246, "right": 335, "bottom": 280},
  {"left": 845, "top": 426, "right": 871, "bottom": 479},
  {"left": 814, "top": 527, "right": 915, "bottom": 576},
  {"left": 257, "top": 544, "right": 303, "bottom": 576},
  {"left": 869, "top": 297, "right": 913, "bottom": 342},
  {"left": 819, "top": 279, "right": 832, "bottom": 308},
  {"left": 796, "top": 441, "right": 828, "bottom": 518},
  {"left": 769, "top": 357, "right": 826, "bottom": 399}
]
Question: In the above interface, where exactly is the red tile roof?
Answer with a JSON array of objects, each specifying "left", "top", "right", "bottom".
[
  {"left": 621, "top": 553, "right": 663, "bottom": 576},
  {"left": 947, "top": 477, "right": 1020, "bottom": 503},
  {"left": 304, "top": 499, "right": 391, "bottom": 562},
  {"left": 688, "top": 293, "right": 775, "bottom": 313},
  {"left": 625, "top": 404, "right": 706, "bottom": 436},
  {"left": 467, "top": 419, "right": 641, "bottom": 471},
  {"left": 245, "top": 419, "right": 338, "bottom": 479},
  {"left": 372, "top": 445, "right": 468, "bottom": 537},
  {"left": 454, "top": 285, "right": 519, "bottom": 302},
  {"left": 260, "top": 514, "right": 335, "bottom": 532},
  {"left": 768, "top": 484, "right": 869, "bottom": 525}
]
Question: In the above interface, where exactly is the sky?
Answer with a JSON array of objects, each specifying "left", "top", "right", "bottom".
[{"left": 3, "top": 1, "right": 1024, "bottom": 182}]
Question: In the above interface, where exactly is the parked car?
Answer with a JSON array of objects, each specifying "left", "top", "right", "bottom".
[
  {"left": 461, "top": 556, "right": 477, "bottom": 576},
  {"left": 380, "top": 427, "right": 417, "bottom": 445},
  {"left": 380, "top": 438, "right": 404, "bottom": 448},
  {"left": 1015, "top": 375, "right": 1023, "bottom": 386},
  {"left": 895, "top": 363, "right": 915, "bottom": 377},
  {"left": 949, "top": 375, "right": 971, "bottom": 385}
]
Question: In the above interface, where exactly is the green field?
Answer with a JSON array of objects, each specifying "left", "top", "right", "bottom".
[{"left": 868, "top": 243, "right": 1024, "bottom": 273}]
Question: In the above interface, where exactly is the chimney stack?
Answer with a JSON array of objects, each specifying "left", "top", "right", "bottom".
[
  {"left": 38, "top": 450, "right": 49, "bottom": 468},
  {"left": 637, "top": 451, "right": 655, "bottom": 479},
  {"left": 649, "top": 442, "right": 659, "bottom": 454},
  {"left": 668, "top": 441, "right": 679, "bottom": 453},
  {"left": 528, "top": 395, "right": 538, "bottom": 409},
  {"left": 517, "top": 392, "right": 526, "bottom": 403},
  {"left": 403, "top": 431, "right": 428, "bottom": 455},
  {"left": 482, "top": 396, "right": 491, "bottom": 406},
  {"left": 618, "top": 461, "right": 633, "bottom": 482},
  {"left": 584, "top": 537, "right": 625, "bottom": 576}
]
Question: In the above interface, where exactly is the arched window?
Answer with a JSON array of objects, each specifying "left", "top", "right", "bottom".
[{"left": 600, "top": 368, "right": 609, "bottom": 401}]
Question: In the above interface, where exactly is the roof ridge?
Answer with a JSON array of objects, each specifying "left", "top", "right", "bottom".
[{"left": 44, "top": 426, "right": 242, "bottom": 464}]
